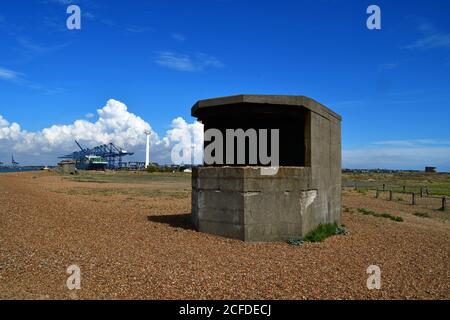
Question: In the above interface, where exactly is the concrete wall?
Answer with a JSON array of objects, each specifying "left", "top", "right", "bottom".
[
  {"left": 306, "top": 112, "right": 341, "bottom": 234},
  {"left": 192, "top": 166, "right": 339, "bottom": 242}
]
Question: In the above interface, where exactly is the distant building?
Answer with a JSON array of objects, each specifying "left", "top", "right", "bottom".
[
  {"left": 57, "top": 160, "right": 77, "bottom": 174},
  {"left": 425, "top": 166, "right": 437, "bottom": 173}
]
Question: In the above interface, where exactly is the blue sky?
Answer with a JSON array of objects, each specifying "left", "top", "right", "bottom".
[{"left": 0, "top": 0, "right": 449, "bottom": 170}]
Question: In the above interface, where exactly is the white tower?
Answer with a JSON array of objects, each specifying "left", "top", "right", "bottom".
[{"left": 144, "top": 130, "right": 151, "bottom": 168}]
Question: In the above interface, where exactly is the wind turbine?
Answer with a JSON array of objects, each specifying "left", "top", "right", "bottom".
[{"left": 144, "top": 130, "right": 151, "bottom": 168}]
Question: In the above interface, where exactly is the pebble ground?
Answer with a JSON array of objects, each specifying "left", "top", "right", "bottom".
[{"left": 0, "top": 172, "right": 448, "bottom": 299}]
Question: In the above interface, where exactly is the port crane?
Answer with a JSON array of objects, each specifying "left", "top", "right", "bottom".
[
  {"left": 59, "top": 140, "right": 134, "bottom": 169},
  {"left": 11, "top": 155, "right": 19, "bottom": 167}
]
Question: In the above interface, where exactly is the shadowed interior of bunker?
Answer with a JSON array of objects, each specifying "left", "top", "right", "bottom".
[{"left": 197, "top": 103, "right": 311, "bottom": 166}]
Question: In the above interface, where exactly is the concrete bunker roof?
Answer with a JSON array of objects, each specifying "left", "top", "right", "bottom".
[{"left": 191, "top": 94, "right": 341, "bottom": 121}]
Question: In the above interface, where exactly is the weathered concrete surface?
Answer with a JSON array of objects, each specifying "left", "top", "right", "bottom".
[
  {"left": 56, "top": 160, "right": 77, "bottom": 175},
  {"left": 193, "top": 167, "right": 307, "bottom": 241},
  {"left": 192, "top": 94, "right": 341, "bottom": 121},
  {"left": 192, "top": 165, "right": 339, "bottom": 242},
  {"left": 191, "top": 94, "right": 342, "bottom": 242}
]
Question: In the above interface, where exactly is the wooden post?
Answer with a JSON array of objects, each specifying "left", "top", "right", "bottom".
[
  {"left": 420, "top": 187, "right": 424, "bottom": 197},
  {"left": 402, "top": 185, "right": 406, "bottom": 192},
  {"left": 412, "top": 193, "right": 416, "bottom": 205},
  {"left": 375, "top": 189, "right": 379, "bottom": 198},
  {"left": 389, "top": 190, "right": 393, "bottom": 201},
  {"left": 382, "top": 184, "right": 385, "bottom": 191},
  {"left": 441, "top": 197, "right": 446, "bottom": 211}
]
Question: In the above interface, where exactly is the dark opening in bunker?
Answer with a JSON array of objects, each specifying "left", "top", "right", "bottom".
[{"left": 196, "top": 103, "right": 311, "bottom": 167}]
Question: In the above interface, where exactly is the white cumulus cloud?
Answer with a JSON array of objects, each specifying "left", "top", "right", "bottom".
[{"left": 0, "top": 99, "right": 204, "bottom": 165}]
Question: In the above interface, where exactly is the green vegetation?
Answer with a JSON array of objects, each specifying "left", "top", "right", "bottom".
[
  {"left": 55, "top": 171, "right": 193, "bottom": 201},
  {"left": 70, "top": 177, "right": 109, "bottom": 183},
  {"left": 67, "top": 170, "right": 191, "bottom": 184},
  {"left": 287, "top": 223, "right": 348, "bottom": 245},
  {"left": 356, "top": 188, "right": 369, "bottom": 195},
  {"left": 413, "top": 212, "right": 431, "bottom": 218},
  {"left": 335, "top": 224, "right": 348, "bottom": 235},
  {"left": 59, "top": 187, "right": 190, "bottom": 198},
  {"left": 357, "top": 208, "right": 403, "bottom": 222},
  {"left": 145, "top": 165, "right": 179, "bottom": 173},
  {"left": 343, "top": 171, "right": 450, "bottom": 197},
  {"left": 303, "top": 223, "right": 343, "bottom": 242},
  {"left": 287, "top": 238, "right": 303, "bottom": 246}
]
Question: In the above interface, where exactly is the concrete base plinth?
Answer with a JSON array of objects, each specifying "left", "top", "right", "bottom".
[{"left": 192, "top": 166, "right": 341, "bottom": 242}]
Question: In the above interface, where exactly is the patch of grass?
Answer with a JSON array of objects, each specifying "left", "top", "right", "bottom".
[
  {"left": 68, "top": 171, "right": 191, "bottom": 184},
  {"left": 70, "top": 178, "right": 109, "bottom": 183},
  {"left": 342, "top": 171, "right": 450, "bottom": 197},
  {"left": 357, "top": 208, "right": 403, "bottom": 222},
  {"left": 379, "top": 213, "right": 403, "bottom": 222},
  {"left": 58, "top": 187, "right": 190, "bottom": 198},
  {"left": 303, "top": 223, "right": 339, "bottom": 243},
  {"left": 287, "top": 223, "right": 348, "bottom": 245},
  {"left": 413, "top": 212, "right": 431, "bottom": 218},
  {"left": 357, "top": 188, "right": 368, "bottom": 195},
  {"left": 357, "top": 208, "right": 374, "bottom": 215}
]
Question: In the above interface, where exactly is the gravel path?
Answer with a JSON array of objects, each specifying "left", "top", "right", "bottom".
[{"left": 0, "top": 172, "right": 449, "bottom": 299}]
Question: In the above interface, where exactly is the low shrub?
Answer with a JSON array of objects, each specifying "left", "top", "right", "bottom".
[
  {"left": 413, "top": 212, "right": 431, "bottom": 218},
  {"left": 287, "top": 238, "right": 303, "bottom": 246},
  {"left": 357, "top": 208, "right": 403, "bottom": 222},
  {"left": 303, "top": 223, "right": 339, "bottom": 243},
  {"left": 287, "top": 223, "right": 348, "bottom": 245}
]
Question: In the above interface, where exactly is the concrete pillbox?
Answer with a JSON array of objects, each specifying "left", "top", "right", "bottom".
[{"left": 191, "top": 94, "right": 342, "bottom": 242}]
